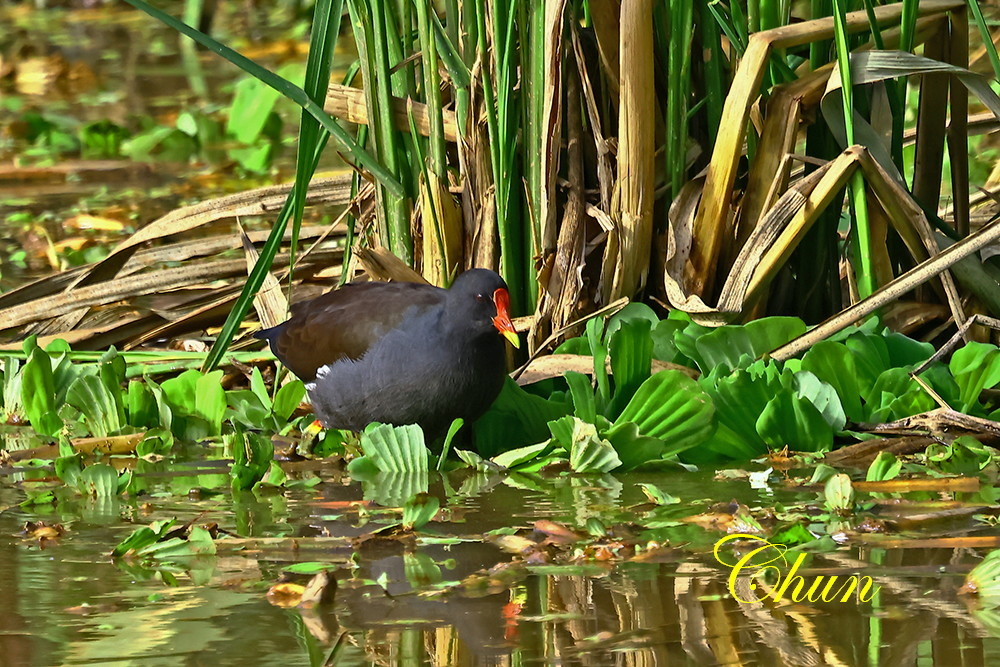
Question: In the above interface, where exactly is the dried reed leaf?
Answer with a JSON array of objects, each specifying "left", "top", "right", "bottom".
[
  {"left": 571, "top": 22, "right": 613, "bottom": 211},
  {"left": 0, "top": 313, "right": 149, "bottom": 350},
  {"left": 462, "top": 86, "right": 498, "bottom": 270},
  {"left": 761, "top": 0, "right": 959, "bottom": 49},
  {"left": 538, "top": 0, "right": 567, "bottom": 253},
  {"left": 72, "top": 176, "right": 351, "bottom": 288},
  {"left": 883, "top": 300, "right": 951, "bottom": 335},
  {"left": 852, "top": 477, "right": 980, "bottom": 493},
  {"left": 240, "top": 222, "right": 288, "bottom": 330},
  {"left": 688, "top": 1, "right": 964, "bottom": 299},
  {"left": 867, "top": 193, "right": 895, "bottom": 289},
  {"left": 772, "top": 215, "right": 1000, "bottom": 360},
  {"left": 533, "top": 55, "right": 587, "bottom": 350},
  {"left": 516, "top": 354, "right": 698, "bottom": 386},
  {"left": 23, "top": 310, "right": 89, "bottom": 338},
  {"left": 0, "top": 250, "right": 339, "bottom": 334},
  {"left": 355, "top": 246, "right": 428, "bottom": 284},
  {"left": 588, "top": 0, "right": 620, "bottom": 95},
  {"left": 0, "top": 226, "right": 336, "bottom": 311},
  {"left": 824, "top": 435, "right": 937, "bottom": 467},
  {"left": 419, "top": 171, "right": 463, "bottom": 286},
  {"left": 664, "top": 177, "right": 718, "bottom": 318},
  {"left": 735, "top": 68, "right": 831, "bottom": 251},
  {"left": 743, "top": 150, "right": 860, "bottom": 305},
  {"left": 604, "top": 0, "right": 655, "bottom": 302},
  {"left": 822, "top": 50, "right": 999, "bottom": 190},
  {"left": 325, "top": 83, "right": 459, "bottom": 142},
  {"left": 71, "top": 433, "right": 143, "bottom": 456},
  {"left": 854, "top": 535, "right": 1000, "bottom": 548},
  {"left": 125, "top": 289, "right": 241, "bottom": 350},
  {"left": 686, "top": 36, "right": 771, "bottom": 299},
  {"left": 859, "top": 149, "right": 966, "bottom": 326}
]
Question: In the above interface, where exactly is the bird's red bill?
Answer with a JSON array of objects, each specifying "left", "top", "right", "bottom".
[{"left": 492, "top": 288, "right": 520, "bottom": 348}]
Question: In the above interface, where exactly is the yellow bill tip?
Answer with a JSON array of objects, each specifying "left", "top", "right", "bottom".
[{"left": 502, "top": 329, "right": 521, "bottom": 349}]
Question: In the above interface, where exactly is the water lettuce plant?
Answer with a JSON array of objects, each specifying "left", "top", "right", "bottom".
[{"left": 9, "top": 302, "right": 1000, "bottom": 484}]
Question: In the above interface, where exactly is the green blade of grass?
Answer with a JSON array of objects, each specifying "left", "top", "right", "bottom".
[
  {"left": 831, "top": 0, "right": 875, "bottom": 300},
  {"left": 289, "top": 0, "right": 345, "bottom": 286},
  {"left": 202, "top": 135, "right": 329, "bottom": 372},
  {"left": 968, "top": 0, "right": 1000, "bottom": 80},
  {"left": 476, "top": 0, "right": 526, "bottom": 313},
  {"left": 204, "top": 0, "right": 343, "bottom": 371}
]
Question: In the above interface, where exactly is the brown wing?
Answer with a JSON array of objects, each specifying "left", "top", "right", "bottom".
[{"left": 261, "top": 281, "right": 445, "bottom": 381}]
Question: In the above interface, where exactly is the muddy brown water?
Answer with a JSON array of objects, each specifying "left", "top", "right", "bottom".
[{"left": 3, "top": 448, "right": 1000, "bottom": 666}]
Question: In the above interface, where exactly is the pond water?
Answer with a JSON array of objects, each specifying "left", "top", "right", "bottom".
[{"left": 3, "top": 450, "right": 1000, "bottom": 666}]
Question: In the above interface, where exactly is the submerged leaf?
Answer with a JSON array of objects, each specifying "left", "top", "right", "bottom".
[
  {"left": 824, "top": 474, "right": 854, "bottom": 513},
  {"left": 228, "top": 425, "right": 275, "bottom": 491},
  {"left": 402, "top": 492, "right": 440, "bottom": 530},
  {"left": 866, "top": 451, "right": 901, "bottom": 482}
]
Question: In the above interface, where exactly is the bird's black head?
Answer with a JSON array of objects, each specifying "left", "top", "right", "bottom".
[{"left": 447, "top": 269, "right": 520, "bottom": 347}]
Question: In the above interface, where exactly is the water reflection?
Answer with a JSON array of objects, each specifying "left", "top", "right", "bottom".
[{"left": 3, "top": 465, "right": 1000, "bottom": 666}]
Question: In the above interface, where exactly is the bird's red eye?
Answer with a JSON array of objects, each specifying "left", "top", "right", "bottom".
[{"left": 475, "top": 293, "right": 488, "bottom": 303}]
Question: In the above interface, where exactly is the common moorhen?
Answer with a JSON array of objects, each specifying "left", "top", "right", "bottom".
[{"left": 255, "top": 269, "right": 520, "bottom": 439}]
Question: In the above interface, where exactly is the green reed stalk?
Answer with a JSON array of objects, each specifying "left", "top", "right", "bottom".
[
  {"left": 696, "top": 2, "right": 725, "bottom": 148},
  {"left": 386, "top": 1, "right": 425, "bottom": 211},
  {"left": 474, "top": 0, "right": 526, "bottom": 313},
  {"left": 521, "top": 0, "right": 545, "bottom": 307},
  {"left": 349, "top": 0, "right": 414, "bottom": 263},
  {"left": 968, "top": 0, "right": 1000, "bottom": 80},
  {"left": 413, "top": 0, "right": 446, "bottom": 178},
  {"left": 665, "top": 0, "right": 694, "bottom": 196},
  {"left": 832, "top": 0, "right": 875, "bottom": 300},
  {"left": 289, "top": 0, "right": 345, "bottom": 277},
  {"left": 431, "top": 10, "right": 471, "bottom": 133}
]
